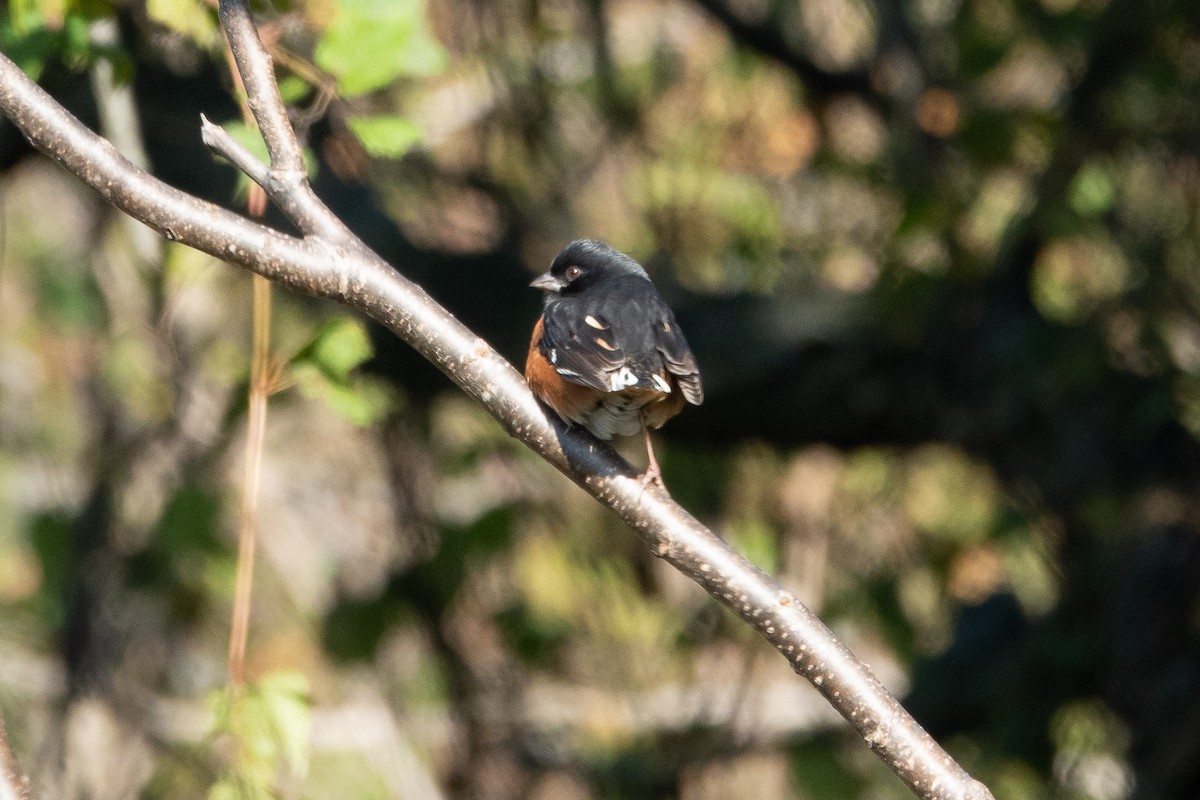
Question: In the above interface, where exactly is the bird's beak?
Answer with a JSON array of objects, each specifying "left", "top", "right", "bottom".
[{"left": 530, "top": 271, "right": 566, "bottom": 292}]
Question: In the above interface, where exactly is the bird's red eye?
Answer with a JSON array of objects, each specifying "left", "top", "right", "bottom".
[{"left": 565, "top": 266, "right": 582, "bottom": 280}]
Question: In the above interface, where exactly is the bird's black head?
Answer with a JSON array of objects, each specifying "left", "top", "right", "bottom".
[{"left": 530, "top": 239, "right": 650, "bottom": 296}]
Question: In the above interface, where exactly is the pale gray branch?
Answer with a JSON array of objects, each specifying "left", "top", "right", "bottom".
[
  {"left": 200, "top": 114, "right": 271, "bottom": 188},
  {"left": 0, "top": 5, "right": 994, "bottom": 798}
]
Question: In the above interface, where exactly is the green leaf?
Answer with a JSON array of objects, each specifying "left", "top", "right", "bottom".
[
  {"left": 277, "top": 75, "right": 313, "bottom": 104},
  {"left": 35, "top": 0, "right": 65, "bottom": 22},
  {"left": 206, "top": 778, "right": 238, "bottom": 800},
  {"left": 208, "top": 776, "right": 274, "bottom": 800},
  {"left": 146, "top": 0, "right": 217, "bottom": 46},
  {"left": 314, "top": 0, "right": 447, "bottom": 96},
  {"left": 8, "top": 0, "right": 38, "bottom": 34},
  {"left": 288, "top": 317, "right": 392, "bottom": 426},
  {"left": 291, "top": 366, "right": 393, "bottom": 427},
  {"left": 1069, "top": 163, "right": 1115, "bottom": 217},
  {"left": 2, "top": 12, "right": 63, "bottom": 78},
  {"left": 728, "top": 518, "right": 779, "bottom": 574},
  {"left": 33, "top": 253, "right": 105, "bottom": 330},
  {"left": 292, "top": 316, "right": 374, "bottom": 381},
  {"left": 75, "top": 0, "right": 116, "bottom": 18},
  {"left": 62, "top": 11, "right": 92, "bottom": 66},
  {"left": 346, "top": 115, "right": 423, "bottom": 158},
  {"left": 252, "top": 671, "right": 312, "bottom": 775},
  {"left": 28, "top": 512, "right": 71, "bottom": 628},
  {"left": 221, "top": 121, "right": 271, "bottom": 166},
  {"left": 2, "top": 4, "right": 123, "bottom": 77},
  {"left": 207, "top": 672, "right": 312, "bottom": 797}
]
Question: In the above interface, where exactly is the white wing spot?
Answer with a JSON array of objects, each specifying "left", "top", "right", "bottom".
[
  {"left": 549, "top": 349, "right": 558, "bottom": 364},
  {"left": 662, "top": 320, "right": 671, "bottom": 332},
  {"left": 595, "top": 337, "right": 618, "bottom": 352},
  {"left": 610, "top": 367, "right": 639, "bottom": 390},
  {"left": 585, "top": 315, "right": 607, "bottom": 330},
  {"left": 651, "top": 374, "right": 671, "bottom": 392}
]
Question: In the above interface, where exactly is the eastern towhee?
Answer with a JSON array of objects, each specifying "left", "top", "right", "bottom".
[{"left": 525, "top": 240, "right": 703, "bottom": 486}]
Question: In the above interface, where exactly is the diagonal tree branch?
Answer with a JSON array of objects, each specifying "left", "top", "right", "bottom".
[{"left": 0, "top": 4, "right": 993, "bottom": 798}]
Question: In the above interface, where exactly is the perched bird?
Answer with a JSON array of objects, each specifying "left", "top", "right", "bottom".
[{"left": 525, "top": 240, "right": 703, "bottom": 485}]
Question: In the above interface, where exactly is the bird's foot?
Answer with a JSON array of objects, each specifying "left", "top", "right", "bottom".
[{"left": 641, "top": 462, "right": 665, "bottom": 490}]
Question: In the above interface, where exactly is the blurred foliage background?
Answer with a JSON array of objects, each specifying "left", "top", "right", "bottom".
[{"left": 2, "top": 0, "right": 1200, "bottom": 797}]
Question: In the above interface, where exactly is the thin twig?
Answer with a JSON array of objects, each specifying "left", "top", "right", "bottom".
[
  {"left": 0, "top": 14, "right": 993, "bottom": 799},
  {"left": 227, "top": 276, "right": 272, "bottom": 687},
  {"left": 220, "top": 31, "right": 276, "bottom": 770},
  {"left": 201, "top": 115, "right": 271, "bottom": 188}
]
